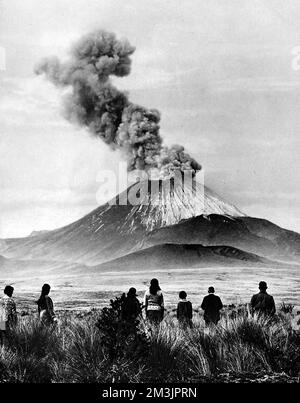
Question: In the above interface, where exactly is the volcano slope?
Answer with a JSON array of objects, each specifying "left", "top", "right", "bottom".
[
  {"left": 1, "top": 178, "right": 300, "bottom": 268},
  {"left": 147, "top": 215, "right": 300, "bottom": 264},
  {"left": 0, "top": 178, "right": 245, "bottom": 265},
  {"left": 95, "top": 243, "right": 273, "bottom": 272}
]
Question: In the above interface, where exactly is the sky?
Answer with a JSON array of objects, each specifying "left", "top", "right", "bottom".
[{"left": 1, "top": 0, "right": 300, "bottom": 237}]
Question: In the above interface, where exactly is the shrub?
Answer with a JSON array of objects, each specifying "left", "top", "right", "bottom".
[
  {"left": 95, "top": 295, "right": 148, "bottom": 362},
  {"left": 279, "top": 302, "right": 294, "bottom": 314}
]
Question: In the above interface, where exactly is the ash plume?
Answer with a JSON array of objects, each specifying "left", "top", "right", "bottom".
[{"left": 35, "top": 30, "right": 201, "bottom": 177}]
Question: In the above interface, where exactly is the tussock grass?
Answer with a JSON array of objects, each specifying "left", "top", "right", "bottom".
[{"left": 0, "top": 306, "right": 299, "bottom": 383}]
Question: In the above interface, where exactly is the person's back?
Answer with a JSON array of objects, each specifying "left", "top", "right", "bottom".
[
  {"left": 0, "top": 286, "right": 17, "bottom": 345},
  {"left": 122, "top": 288, "right": 141, "bottom": 322},
  {"left": 1, "top": 286, "right": 17, "bottom": 327},
  {"left": 145, "top": 290, "right": 163, "bottom": 308},
  {"left": 144, "top": 279, "right": 164, "bottom": 324},
  {"left": 37, "top": 295, "right": 50, "bottom": 313},
  {"left": 37, "top": 284, "right": 56, "bottom": 325},
  {"left": 250, "top": 281, "right": 275, "bottom": 316},
  {"left": 201, "top": 287, "right": 223, "bottom": 325},
  {"left": 38, "top": 295, "right": 55, "bottom": 324},
  {"left": 177, "top": 291, "right": 193, "bottom": 328}
]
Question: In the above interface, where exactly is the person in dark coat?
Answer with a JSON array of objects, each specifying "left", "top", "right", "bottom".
[
  {"left": 201, "top": 286, "right": 223, "bottom": 325},
  {"left": 121, "top": 287, "right": 141, "bottom": 322},
  {"left": 177, "top": 291, "right": 193, "bottom": 329},
  {"left": 250, "top": 281, "right": 276, "bottom": 317}
]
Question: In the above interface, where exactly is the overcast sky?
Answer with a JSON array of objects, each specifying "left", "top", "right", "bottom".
[{"left": 1, "top": 0, "right": 300, "bottom": 237}]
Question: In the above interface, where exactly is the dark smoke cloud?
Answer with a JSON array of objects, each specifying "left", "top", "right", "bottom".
[{"left": 35, "top": 30, "right": 201, "bottom": 177}]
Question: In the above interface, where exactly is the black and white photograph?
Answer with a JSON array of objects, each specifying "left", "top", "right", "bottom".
[{"left": 0, "top": 0, "right": 299, "bottom": 388}]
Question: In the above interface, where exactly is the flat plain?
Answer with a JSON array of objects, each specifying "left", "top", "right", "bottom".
[{"left": 1, "top": 263, "right": 299, "bottom": 313}]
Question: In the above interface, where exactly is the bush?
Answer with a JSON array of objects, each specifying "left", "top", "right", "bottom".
[
  {"left": 279, "top": 302, "right": 294, "bottom": 314},
  {"left": 95, "top": 295, "right": 148, "bottom": 362}
]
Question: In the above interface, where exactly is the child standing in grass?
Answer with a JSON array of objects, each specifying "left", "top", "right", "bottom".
[{"left": 177, "top": 291, "right": 193, "bottom": 329}]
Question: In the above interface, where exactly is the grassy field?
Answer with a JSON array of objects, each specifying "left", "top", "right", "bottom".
[
  {"left": 1, "top": 261, "right": 299, "bottom": 383},
  {"left": 0, "top": 301, "right": 299, "bottom": 383}
]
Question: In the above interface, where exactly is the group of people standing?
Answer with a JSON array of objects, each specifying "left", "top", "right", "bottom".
[
  {"left": 0, "top": 283, "right": 56, "bottom": 345},
  {"left": 122, "top": 279, "right": 224, "bottom": 328},
  {"left": 0, "top": 278, "right": 277, "bottom": 344},
  {"left": 122, "top": 279, "right": 276, "bottom": 328}
]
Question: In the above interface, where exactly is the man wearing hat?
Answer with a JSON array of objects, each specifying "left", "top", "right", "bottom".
[
  {"left": 250, "top": 281, "right": 276, "bottom": 316},
  {"left": 201, "top": 286, "right": 223, "bottom": 325}
]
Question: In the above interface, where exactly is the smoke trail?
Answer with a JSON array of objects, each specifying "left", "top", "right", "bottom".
[{"left": 35, "top": 30, "right": 201, "bottom": 177}]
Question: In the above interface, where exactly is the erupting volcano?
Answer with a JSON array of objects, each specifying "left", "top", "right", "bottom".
[{"left": 1, "top": 28, "right": 300, "bottom": 289}]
